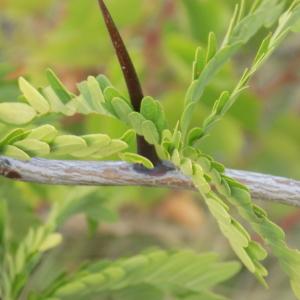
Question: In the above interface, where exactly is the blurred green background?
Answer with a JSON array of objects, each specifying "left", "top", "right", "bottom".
[{"left": 0, "top": 1, "right": 300, "bottom": 299}]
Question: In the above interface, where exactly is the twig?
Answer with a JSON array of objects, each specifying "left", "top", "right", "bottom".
[{"left": 0, "top": 156, "right": 299, "bottom": 207}]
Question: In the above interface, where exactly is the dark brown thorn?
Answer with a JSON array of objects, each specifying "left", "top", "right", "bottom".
[{"left": 98, "top": 0, "right": 161, "bottom": 166}]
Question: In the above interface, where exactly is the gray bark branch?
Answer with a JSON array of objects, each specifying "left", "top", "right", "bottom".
[{"left": 1, "top": 156, "right": 300, "bottom": 207}]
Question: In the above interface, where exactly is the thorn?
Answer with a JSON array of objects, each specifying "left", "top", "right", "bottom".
[
  {"left": 97, "top": 0, "right": 143, "bottom": 111},
  {"left": 97, "top": 0, "right": 161, "bottom": 166}
]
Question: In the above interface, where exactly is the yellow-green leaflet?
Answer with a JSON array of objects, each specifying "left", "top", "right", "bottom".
[
  {"left": 46, "top": 68, "right": 73, "bottom": 103},
  {"left": 19, "top": 77, "right": 50, "bottom": 114},
  {"left": 14, "top": 139, "right": 50, "bottom": 156},
  {"left": 4, "top": 145, "right": 30, "bottom": 160},
  {"left": 0, "top": 129, "right": 28, "bottom": 148},
  {"left": 51, "top": 135, "right": 87, "bottom": 155},
  {"left": 27, "top": 125, "right": 58, "bottom": 143},
  {"left": 0, "top": 103, "right": 36, "bottom": 125},
  {"left": 128, "top": 112, "right": 146, "bottom": 135},
  {"left": 91, "top": 140, "right": 128, "bottom": 159},
  {"left": 142, "top": 120, "right": 160, "bottom": 145},
  {"left": 43, "top": 86, "right": 75, "bottom": 116},
  {"left": 71, "top": 134, "right": 111, "bottom": 157},
  {"left": 111, "top": 97, "right": 133, "bottom": 123},
  {"left": 119, "top": 152, "right": 154, "bottom": 169},
  {"left": 38, "top": 233, "right": 63, "bottom": 252}
]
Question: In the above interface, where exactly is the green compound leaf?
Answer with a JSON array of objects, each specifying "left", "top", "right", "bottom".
[
  {"left": 0, "top": 103, "right": 36, "bottom": 125},
  {"left": 166, "top": 145, "right": 269, "bottom": 285},
  {"left": 228, "top": 0, "right": 284, "bottom": 44},
  {"left": 227, "top": 184, "right": 300, "bottom": 297},
  {"left": 0, "top": 125, "right": 129, "bottom": 161},
  {"left": 170, "top": 133, "right": 300, "bottom": 296},
  {"left": 3, "top": 221, "right": 66, "bottom": 300},
  {"left": 192, "top": 43, "right": 238, "bottom": 101},
  {"left": 11, "top": 71, "right": 122, "bottom": 124},
  {"left": 198, "top": 2, "right": 300, "bottom": 139},
  {"left": 181, "top": 0, "right": 288, "bottom": 135},
  {"left": 38, "top": 250, "right": 240, "bottom": 299},
  {"left": 19, "top": 77, "right": 50, "bottom": 114},
  {"left": 197, "top": 172, "right": 265, "bottom": 282},
  {"left": 11, "top": 71, "right": 166, "bottom": 152},
  {"left": 119, "top": 152, "right": 154, "bottom": 169}
]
